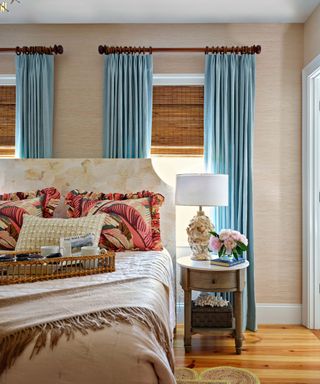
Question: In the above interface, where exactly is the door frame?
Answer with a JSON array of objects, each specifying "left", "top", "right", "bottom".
[{"left": 302, "top": 53, "right": 320, "bottom": 329}]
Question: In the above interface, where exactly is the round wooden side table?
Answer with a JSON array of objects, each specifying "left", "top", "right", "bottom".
[{"left": 177, "top": 256, "right": 249, "bottom": 354}]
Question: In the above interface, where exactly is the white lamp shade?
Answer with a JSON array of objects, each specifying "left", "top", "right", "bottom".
[{"left": 175, "top": 173, "right": 228, "bottom": 207}]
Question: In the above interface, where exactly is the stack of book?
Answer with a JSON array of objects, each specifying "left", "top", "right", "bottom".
[{"left": 210, "top": 257, "right": 246, "bottom": 267}]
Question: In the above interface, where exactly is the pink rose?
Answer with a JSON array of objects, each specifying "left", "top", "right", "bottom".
[
  {"left": 219, "top": 229, "right": 231, "bottom": 241},
  {"left": 231, "top": 230, "right": 242, "bottom": 241},
  {"left": 209, "top": 236, "right": 222, "bottom": 252},
  {"left": 224, "top": 238, "right": 237, "bottom": 252},
  {"left": 240, "top": 234, "right": 248, "bottom": 246}
]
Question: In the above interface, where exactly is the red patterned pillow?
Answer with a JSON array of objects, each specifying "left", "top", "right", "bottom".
[
  {"left": 0, "top": 197, "right": 43, "bottom": 250},
  {"left": 65, "top": 190, "right": 164, "bottom": 251},
  {"left": 0, "top": 187, "right": 61, "bottom": 218}
]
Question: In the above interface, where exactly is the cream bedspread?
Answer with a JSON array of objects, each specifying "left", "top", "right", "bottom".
[{"left": 0, "top": 250, "right": 176, "bottom": 384}]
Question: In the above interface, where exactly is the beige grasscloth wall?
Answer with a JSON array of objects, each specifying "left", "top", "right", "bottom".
[
  {"left": 304, "top": 5, "right": 320, "bottom": 65},
  {"left": 0, "top": 24, "right": 303, "bottom": 304}
]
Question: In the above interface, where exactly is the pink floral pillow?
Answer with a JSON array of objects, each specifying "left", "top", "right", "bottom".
[
  {"left": 65, "top": 190, "right": 164, "bottom": 251},
  {"left": 0, "top": 187, "right": 61, "bottom": 218},
  {"left": 0, "top": 197, "right": 43, "bottom": 250}
]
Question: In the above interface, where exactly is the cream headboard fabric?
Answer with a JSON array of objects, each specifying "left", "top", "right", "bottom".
[{"left": 0, "top": 159, "right": 176, "bottom": 260}]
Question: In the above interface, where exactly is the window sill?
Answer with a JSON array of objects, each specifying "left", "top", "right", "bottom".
[{"left": 0, "top": 146, "right": 15, "bottom": 158}]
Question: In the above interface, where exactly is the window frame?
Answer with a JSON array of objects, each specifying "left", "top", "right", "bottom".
[
  {"left": 153, "top": 73, "right": 204, "bottom": 86},
  {"left": 0, "top": 74, "right": 16, "bottom": 158}
]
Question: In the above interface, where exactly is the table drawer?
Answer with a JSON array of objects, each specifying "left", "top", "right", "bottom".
[{"left": 189, "top": 270, "right": 237, "bottom": 290}]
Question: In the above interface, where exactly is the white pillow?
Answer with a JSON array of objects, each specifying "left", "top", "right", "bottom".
[{"left": 15, "top": 214, "right": 106, "bottom": 252}]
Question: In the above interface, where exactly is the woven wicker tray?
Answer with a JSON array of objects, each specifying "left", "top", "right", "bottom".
[{"left": 0, "top": 250, "right": 115, "bottom": 285}]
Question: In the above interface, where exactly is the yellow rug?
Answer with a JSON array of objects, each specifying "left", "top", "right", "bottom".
[{"left": 175, "top": 366, "right": 260, "bottom": 384}]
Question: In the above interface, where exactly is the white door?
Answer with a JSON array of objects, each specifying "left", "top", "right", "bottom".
[
  {"left": 316, "top": 76, "right": 320, "bottom": 329},
  {"left": 302, "top": 55, "right": 320, "bottom": 329}
]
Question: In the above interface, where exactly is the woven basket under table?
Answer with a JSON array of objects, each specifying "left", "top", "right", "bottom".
[{"left": 191, "top": 301, "right": 233, "bottom": 328}]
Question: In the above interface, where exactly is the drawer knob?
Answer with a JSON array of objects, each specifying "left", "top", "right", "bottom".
[{"left": 212, "top": 279, "right": 216, "bottom": 284}]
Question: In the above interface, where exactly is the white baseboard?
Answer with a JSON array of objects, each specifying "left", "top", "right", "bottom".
[
  {"left": 176, "top": 303, "right": 302, "bottom": 325},
  {"left": 256, "top": 303, "right": 302, "bottom": 324}
]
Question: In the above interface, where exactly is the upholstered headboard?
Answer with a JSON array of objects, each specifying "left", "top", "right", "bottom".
[{"left": 0, "top": 159, "right": 176, "bottom": 260}]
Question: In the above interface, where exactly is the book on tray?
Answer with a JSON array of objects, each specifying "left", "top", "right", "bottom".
[{"left": 210, "top": 257, "right": 246, "bottom": 267}]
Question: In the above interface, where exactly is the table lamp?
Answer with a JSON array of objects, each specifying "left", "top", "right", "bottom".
[{"left": 175, "top": 173, "right": 228, "bottom": 261}]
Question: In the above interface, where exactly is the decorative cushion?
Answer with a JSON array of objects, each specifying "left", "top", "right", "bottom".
[
  {"left": 0, "top": 187, "right": 61, "bottom": 218},
  {"left": 15, "top": 213, "right": 106, "bottom": 252},
  {"left": 0, "top": 197, "right": 43, "bottom": 250},
  {"left": 65, "top": 190, "right": 164, "bottom": 251}
]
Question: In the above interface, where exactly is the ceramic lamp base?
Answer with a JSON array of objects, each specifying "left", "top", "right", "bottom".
[
  {"left": 190, "top": 253, "right": 211, "bottom": 261},
  {"left": 187, "top": 208, "right": 214, "bottom": 261}
]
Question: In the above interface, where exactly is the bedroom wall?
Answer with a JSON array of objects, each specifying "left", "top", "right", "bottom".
[
  {"left": 0, "top": 24, "right": 303, "bottom": 308},
  {"left": 304, "top": 4, "right": 320, "bottom": 65}
]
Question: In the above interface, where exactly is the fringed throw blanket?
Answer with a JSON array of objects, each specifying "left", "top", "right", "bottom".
[{"left": 0, "top": 250, "right": 175, "bottom": 378}]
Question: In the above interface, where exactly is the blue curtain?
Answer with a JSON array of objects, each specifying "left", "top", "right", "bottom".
[
  {"left": 15, "top": 54, "right": 54, "bottom": 158},
  {"left": 103, "top": 53, "right": 153, "bottom": 158},
  {"left": 204, "top": 53, "right": 256, "bottom": 331}
]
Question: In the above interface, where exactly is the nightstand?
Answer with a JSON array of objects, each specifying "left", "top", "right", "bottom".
[{"left": 177, "top": 256, "right": 249, "bottom": 354}]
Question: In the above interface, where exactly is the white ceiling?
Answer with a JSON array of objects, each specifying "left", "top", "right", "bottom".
[{"left": 0, "top": 0, "right": 320, "bottom": 24}]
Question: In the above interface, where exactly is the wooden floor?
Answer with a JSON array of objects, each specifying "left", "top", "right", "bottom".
[{"left": 174, "top": 325, "right": 320, "bottom": 383}]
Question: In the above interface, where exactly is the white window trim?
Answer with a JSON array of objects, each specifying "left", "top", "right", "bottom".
[
  {"left": 0, "top": 74, "right": 16, "bottom": 86},
  {"left": 302, "top": 53, "right": 320, "bottom": 329},
  {"left": 153, "top": 73, "right": 204, "bottom": 86}
]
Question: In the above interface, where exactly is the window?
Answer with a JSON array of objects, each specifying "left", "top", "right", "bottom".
[
  {"left": 151, "top": 75, "right": 204, "bottom": 156},
  {"left": 151, "top": 75, "right": 206, "bottom": 247},
  {"left": 0, "top": 75, "right": 16, "bottom": 158}
]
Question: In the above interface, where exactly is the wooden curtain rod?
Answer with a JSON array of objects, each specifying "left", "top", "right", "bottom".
[
  {"left": 98, "top": 45, "right": 261, "bottom": 55},
  {"left": 0, "top": 45, "right": 64, "bottom": 55}
]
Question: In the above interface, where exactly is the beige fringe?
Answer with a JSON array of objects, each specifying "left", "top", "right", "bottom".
[{"left": 0, "top": 307, "right": 173, "bottom": 375}]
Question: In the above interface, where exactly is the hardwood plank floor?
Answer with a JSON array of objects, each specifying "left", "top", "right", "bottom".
[
  {"left": 174, "top": 325, "right": 320, "bottom": 383},
  {"left": 312, "top": 330, "right": 320, "bottom": 340}
]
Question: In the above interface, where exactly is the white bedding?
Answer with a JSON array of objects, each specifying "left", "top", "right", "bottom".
[{"left": 0, "top": 250, "right": 176, "bottom": 384}]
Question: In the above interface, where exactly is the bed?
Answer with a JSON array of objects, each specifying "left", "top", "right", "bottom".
[{"left": 0, "top": 159, "right": 176, "bottom": 384}]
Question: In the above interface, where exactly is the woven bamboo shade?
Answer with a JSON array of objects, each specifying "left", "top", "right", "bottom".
[
  {"left": 151, "top": 86, "right": 204, "bottom": 156},
  {"left": 0, "top": 86, "right": 15, "bottom": 157}
]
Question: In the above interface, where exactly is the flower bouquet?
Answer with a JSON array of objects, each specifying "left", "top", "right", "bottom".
[{"left": 209, "top": 229, "right": 248, "bottom": 260}]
